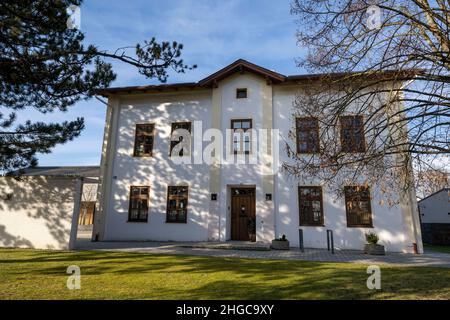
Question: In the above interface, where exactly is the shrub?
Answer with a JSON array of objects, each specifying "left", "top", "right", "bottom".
[{"left": 365, "top": 232, "right": 379, "bottom": 244}]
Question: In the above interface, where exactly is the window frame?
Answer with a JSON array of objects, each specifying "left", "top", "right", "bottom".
[
  {"left": 133, "top": 123, "right": 155, "bottom": 157},
  {"left": 128, "top": 186, "right": 150, "bottom": 223},
  {"left": 231, "top": 118, "right": 253, "bottom": 155},
  {"left": 339, "top": 115, "right": 366, "bottom": 153},
  {"left": 296, "top": 117, "right": 320, "bottom": 154},
  {"left": 169, "top": 122, "right": 192, "bottom": 157},
  {"left": 298, "top": 186, "right": 324, "bottom": 226},
  {"left": 236, "top": 88, "right": 248, "bottom": 99},
  {"left": 344, "top": 186, "right": 373, "bottom": 228},
  {"left": 166, "top": 186, "right": 189, "bottom": 223}
]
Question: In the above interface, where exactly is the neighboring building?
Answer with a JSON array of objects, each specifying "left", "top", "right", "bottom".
[
  {"left": 94, "top": 59, "right": 423, "bottom": 253},
  {"left": 419, "top": 188, "right": 450, "bottom": 245},
  {"left": 0, "top": 166, "right": 99, "bottom": 249}
]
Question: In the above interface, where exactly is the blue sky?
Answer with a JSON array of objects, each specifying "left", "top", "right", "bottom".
[{"left": 31, "top": 0, "right": 304, "bottom": 166}]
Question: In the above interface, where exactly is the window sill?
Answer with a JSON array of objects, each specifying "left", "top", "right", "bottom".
[
  {"left": 127, "top": 220, "right": 148, "bottom": 223},
  {"left": 300, "top": 224, "right": 325, "bottom": 227},
  {"left": 296, "top": 152, "right": 319, "bottom": 155},
  {"left": 165, "top": 220, "right": 187, "bottom": 224},
  {"left": 340, "top": 150, "right": 366, "bottom": 154},
  {"left": 232, "top": 152, "right": 252, "bottom": 156},
  {"left": 133, "top": 154, "right": 153, "bottom": 158},
  {"left": 347, "top": 225, "right": 374, "bottom": 228}
]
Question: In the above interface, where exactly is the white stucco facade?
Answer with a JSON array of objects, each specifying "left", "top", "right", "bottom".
[
  {"left": 0, "top": 176, "right": 81, "bottom": 249},
  {"left": 101, "top": 91, "right": 212, "bottom": 241},
  {"left": 94, "top": 60, "right": 423, "bottom": 253}
]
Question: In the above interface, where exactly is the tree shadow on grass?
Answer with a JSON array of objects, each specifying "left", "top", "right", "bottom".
[{"left": 2, "top": 249, "right": 450, "bottom": 299}]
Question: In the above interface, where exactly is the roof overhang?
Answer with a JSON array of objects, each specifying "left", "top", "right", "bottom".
[
  {"left": 198, "top": 59, "right": 286, "bottom": 87},
  {"left": 7, "top": 166, "right": 101, "bottom": 178},
  {"left": 95, "top": 59, "right": 421, "bottom": 97}
]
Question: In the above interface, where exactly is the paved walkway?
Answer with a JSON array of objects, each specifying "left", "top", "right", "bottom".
[{"left": 75, "top": 239, "right": 450, "bottom": 268}]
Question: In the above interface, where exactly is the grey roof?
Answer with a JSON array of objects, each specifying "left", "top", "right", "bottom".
[
  {"left": 8, "top": 166, "right": 100, "bottom": 177},
  {"left": 418, "top": 187, "right": 450, "bottom": 203}
]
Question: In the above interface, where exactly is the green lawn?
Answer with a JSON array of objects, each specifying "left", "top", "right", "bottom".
[
  {"left": 0, "top": 248, "right": 449, "bottom": 300},
  {"left": 424, "top": 244, "right": 450, "bottom": 254}
]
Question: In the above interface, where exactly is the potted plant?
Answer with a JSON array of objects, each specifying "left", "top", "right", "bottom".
[
  {"left": 364, "top": 232, "right": 385, "bottom": 255},
  {"left": 271, "top": 234, "right": 290, "bottom": 250}
]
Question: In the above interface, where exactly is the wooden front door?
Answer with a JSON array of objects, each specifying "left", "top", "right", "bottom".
[{"left": 231, "top": 188, "right": 256, "bottom": 241}]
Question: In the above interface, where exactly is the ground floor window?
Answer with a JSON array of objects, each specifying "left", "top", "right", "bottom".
[
  {"left": 128, "top": 186, "right": 149, "bottom": 222},
  {"left": 298, "top": 186, "right": 324, "bottom": 226},
  {"left": 166, "top": 186, "right": 188, "bottom": 223},
  {"left": 344, "top": 186, "right": 373, "bottom": 227}
]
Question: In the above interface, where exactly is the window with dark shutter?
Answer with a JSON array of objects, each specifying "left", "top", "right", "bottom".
[
  {"left": 344, "top": 186, "right": 373, "bottom": 227},
  {"left": 128, "top": 186, "right": 149, "bottom": 222},
  {"left": 298, "top": 186, "right": 324, "bottom": 226},
  {"left": 166, "top": 186, "right": 189, "bottom": 223},
  {"left": 170, "top": 122, "right": 191, "bottom": 156},
  {"left": 340, "top": 116, "right": 366, "bottom": 152},
  {"left": 133, "top": 124, "right": 155, "bottom": 157},
  {"left": 296, "top": 117, "right": 320, "bottom": 153}
]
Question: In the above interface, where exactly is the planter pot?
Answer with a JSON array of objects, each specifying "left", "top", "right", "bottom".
[
  {"left": 271, "top": 240, "right": 290, "bottom": 250},
  {"left": 364, "top": 243, "right": 385, "bottom": 255}
]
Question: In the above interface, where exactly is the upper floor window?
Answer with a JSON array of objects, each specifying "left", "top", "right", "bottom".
[
  {"left": 236, "top": 88, "right": 247, "bottom": 99},
  {"left": 296, "top": 117, "right": 319, "bottom": 153},
  {"left": 298, "top": 186, "right": 324, "bottom": 226},
  {"left": 128, "top": 186, "right": 149, "bottom": 222},
  {"left": 133, "top": 124, "right": 155, "bottom": 157},
  {"left": 340, "top": 116, "right": 366, "bottom": 153},
  {"left": 170, "top": 122, "right": 191, "bottom": 156},
  {"left": 166, "top": 186, "right": 189, "bottom": 223},
  {"left": 231, "top": 119, "right": 252, "bottom": 154},
  {"left": 344, "top": 186, "right": 373, "bottom": 228}
]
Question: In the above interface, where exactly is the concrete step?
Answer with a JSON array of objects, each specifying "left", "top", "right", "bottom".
[{"left": 179, "top": 241, "right": 271, "bottom": 251}]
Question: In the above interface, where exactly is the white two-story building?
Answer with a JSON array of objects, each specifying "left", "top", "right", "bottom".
[{"left": 94, "top": 59, "right": 423, "bottom": 253}]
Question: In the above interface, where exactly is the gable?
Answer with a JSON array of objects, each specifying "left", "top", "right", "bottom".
[{"left": 198, "top": 59, "right": 286, "bottom": 87}]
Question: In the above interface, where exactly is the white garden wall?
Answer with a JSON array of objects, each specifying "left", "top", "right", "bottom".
[{"left": 0, "top": 176, "right": 79, "bottom": 249}]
